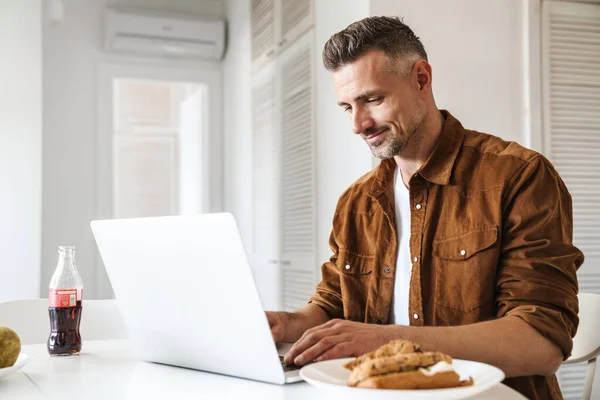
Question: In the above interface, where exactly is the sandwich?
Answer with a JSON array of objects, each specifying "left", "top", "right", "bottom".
[{"left": 346, "top": 342, "right": 474, "bottom": 390}]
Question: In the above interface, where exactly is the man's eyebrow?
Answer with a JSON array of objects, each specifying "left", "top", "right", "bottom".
[{"left": 337, "top": 91, "right": 380, "bottom": 107}]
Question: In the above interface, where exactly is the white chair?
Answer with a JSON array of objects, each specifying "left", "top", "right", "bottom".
[
  {"left": 562, "top": 293, "right": 600, "bottom": 400},
  {"left": 0, "top": 299, "right": 128, "bottom": 345}
]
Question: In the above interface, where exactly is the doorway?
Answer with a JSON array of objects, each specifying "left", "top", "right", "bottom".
[
  {"left": 111, "top": 79, "right": 207, "bottom": 218},
  {"left": 95, "top": 63, "right": 222, "bottom": 298}
]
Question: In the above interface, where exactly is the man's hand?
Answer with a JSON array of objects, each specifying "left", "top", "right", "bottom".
[
  {"left": 283, "top": 319, "right": 393, "bottom": 366},
  {"left": 266, "top": 311, "right": 289, "bottom": 343}
]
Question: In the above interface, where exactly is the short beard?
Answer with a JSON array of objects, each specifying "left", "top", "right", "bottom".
[{"left": 369, "top": 122, "right": 420, "bottom": 159}]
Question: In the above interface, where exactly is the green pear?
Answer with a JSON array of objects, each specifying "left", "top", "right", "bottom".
[{"left": 0, "top": 327, "right": 21, "bottom": 368}]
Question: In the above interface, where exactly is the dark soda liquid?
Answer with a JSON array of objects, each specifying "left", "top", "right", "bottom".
[{"left": 47, "top": 300, "right": 82, "bottom": 356}]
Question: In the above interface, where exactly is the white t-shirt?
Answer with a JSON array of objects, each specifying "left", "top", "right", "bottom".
[{"left": 388, "top": 166, "right": 412, "bottom": 325}]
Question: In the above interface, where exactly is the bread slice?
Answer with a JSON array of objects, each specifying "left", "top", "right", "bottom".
[
  {"left": 356, "top": 370, "right": 474, "bottom": 390},
  {"left": 347, "top": 351, "right": 452, "bottom": 387},
  {"left": 343, "top": 339, "right": 421, "bottom": 371}
]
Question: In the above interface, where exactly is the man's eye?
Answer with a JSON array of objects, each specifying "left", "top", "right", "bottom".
[
  {"left": 344, "top": 107, "right": 352, "bottom": 112},
  {"left": 367, "top": 97, "right": 382, "bottom": 103}
]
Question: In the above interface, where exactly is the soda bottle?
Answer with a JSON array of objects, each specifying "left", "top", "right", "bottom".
[{"left": 47, "top": 245, "right": 83, "bottom": 356}]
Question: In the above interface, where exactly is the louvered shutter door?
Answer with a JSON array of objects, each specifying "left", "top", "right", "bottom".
[
  {"left": 278, "top": 32, "right": 316, "bottom": 311},
  {"left": 279, "top": 0, "right": 313, "bottom": 48},
  {"left": 251, "top": 0, "right": 276, "bottom": 66},
  {"left": 251, "top": 61, "right": 283, "bottom": 310},
  {"left": 542, "top": 2, "right": 600, "bottom": 399},
  {"left": 252, "top": 65, "right": 279, "bottom": 258}
]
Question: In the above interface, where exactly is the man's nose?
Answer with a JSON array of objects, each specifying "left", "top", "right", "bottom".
[{"left": 352, "top": 109, "right": 374, "bottom": 135}]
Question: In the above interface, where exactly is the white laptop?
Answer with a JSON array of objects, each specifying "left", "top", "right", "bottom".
[{"left": 90, "top": 213, "right": 302, "bottom": 384}]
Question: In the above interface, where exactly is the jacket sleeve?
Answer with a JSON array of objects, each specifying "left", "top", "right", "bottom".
[
  {"left": 307, "top": 222, "right": 344, "bottom": 319},
  {"left": 496, "top": 155, "right": 584, "bottom": 359}
]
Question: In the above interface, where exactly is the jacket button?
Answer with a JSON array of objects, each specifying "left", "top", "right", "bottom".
[
  {"left": 460, "top": 249, "right": 466, "bottom": 256},
  {"left": 384, "top": 267, "right": 391, "bottom": 273},
  {"left": 415, "top": 203, "right": 422, "bottom": 210},
  {"left": 376, "top": 319, "right": 382, "bottom": 324},
  {"left": 413, "top": 313, "right": 419, "bottom": 320},
  {"left": 345, "top": 264, "right": 351, "bottom": 270},
  {"left": 413, "top": 256, "right": 418, "bottom": 263}
]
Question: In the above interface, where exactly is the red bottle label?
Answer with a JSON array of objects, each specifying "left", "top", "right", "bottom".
[{"left": 49, "top": 289, "right": 80, "bottom": 308}]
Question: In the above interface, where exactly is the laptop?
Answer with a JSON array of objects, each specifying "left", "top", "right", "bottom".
[{"left": 90, "top": 212, "right": 302, "bottom": 384}]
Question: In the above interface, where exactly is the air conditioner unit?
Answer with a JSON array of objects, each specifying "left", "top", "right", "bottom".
[{"left": 104, "top": 8, "right": 226, "bottom": 61}]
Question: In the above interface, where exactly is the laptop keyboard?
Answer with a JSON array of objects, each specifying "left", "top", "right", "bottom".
[{"left": 279, "top": 355, "right": 301, "bottom": 372}]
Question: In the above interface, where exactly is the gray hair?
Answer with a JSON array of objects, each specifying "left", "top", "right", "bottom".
[{"left": 322, "top": 16, "right": 428, "bottom": 77}]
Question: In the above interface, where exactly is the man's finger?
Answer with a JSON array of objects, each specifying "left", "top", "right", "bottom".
[
  {"left": 284, "top": 329, "right": 325, "bottom": 364},
  {"left": 293, "top": 334, "right": 349, "bottom": 366},
  {"left": 284, "top": 324, "right": 337, "bottom": 364},
  {"left": 294, "top": 318, "right": 339, "bottom": 344},
  {"left": 315, "top": 341, "right": 353, "bottom": 362}
]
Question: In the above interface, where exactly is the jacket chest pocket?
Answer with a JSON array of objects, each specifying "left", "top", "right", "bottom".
[
  {"left": 338, "top": 251, "right": 373, "bottom": 322},
  {"left": 432, "top": 226, "right": 500, "bottom": 314}
]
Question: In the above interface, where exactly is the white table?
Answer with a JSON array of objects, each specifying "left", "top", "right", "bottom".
[{"left": 0, "top": 340, "right": 527, "bottom": 399}]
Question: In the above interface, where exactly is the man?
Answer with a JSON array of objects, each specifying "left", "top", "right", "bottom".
[{"left": 266, "top": 16, "right": 583, "bottom": 399}]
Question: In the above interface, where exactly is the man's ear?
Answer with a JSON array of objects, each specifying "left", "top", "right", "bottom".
[{"left": 414, "top": 60, "right": 432, "bottom": 91}]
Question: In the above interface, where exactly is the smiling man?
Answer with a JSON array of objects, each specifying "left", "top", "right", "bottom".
[{"left": 266, "top": 16, "right": 583, "bottom": 400}]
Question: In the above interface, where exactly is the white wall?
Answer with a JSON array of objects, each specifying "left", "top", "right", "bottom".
[
  {"left": 222, "top": 0, "right": 253, "bottom": 248},
  {"left": 370, "top": 0, "right": 528, "bottom": 144},
  {"left": 0, "top": 1, "right": 43, "bottom": 302},
  {"left": 179, "top": 87, "right": 206, "bottom": 215},
  {"left": 41, "top": 0, "right": 225, "bottom": 299}
]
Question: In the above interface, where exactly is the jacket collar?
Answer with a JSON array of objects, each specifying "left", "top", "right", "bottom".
[{"left": 368, "top": 110, "right": 465, "bottom": 198}]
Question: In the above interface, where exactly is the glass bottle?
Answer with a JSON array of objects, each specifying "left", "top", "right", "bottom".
[{"left": 47, "top": 245, "right": 83, "bottom": 356}]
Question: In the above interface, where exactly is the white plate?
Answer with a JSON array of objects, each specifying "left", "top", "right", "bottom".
[
  {"left": 299, "top": 357, "right": 505, "bottom": 399},
  {"left": 0, "top": 353, "right": 33, "bottom": 380}
]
